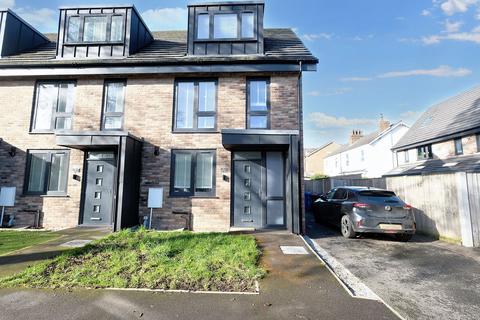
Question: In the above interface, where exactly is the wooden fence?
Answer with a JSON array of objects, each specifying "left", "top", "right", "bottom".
[
  {"left": 304, "top": 177, "right": 386, "bottom": 194},
  {"left": 305, "top": 173, "right": 480, "bottom": 247}
]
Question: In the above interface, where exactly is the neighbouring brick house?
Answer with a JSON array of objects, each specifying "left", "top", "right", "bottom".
[
  {"left": 385, "top": 86, "right": 480, "bottom": 247},
  {"left": 0, "top": 2, "right": 317, "bottom": 233},
  {"left": 391, "top": 86, "right": 480, "bottom": 170}
]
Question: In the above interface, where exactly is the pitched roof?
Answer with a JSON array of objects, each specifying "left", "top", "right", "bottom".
[
  {"left": 393, "top": 86, "right": 480, "bottom": 151},
  {"left": 305, "top": 142, "right": 336, "bottom": 157},
  {"left": 0, "top": 29, "right": 318, "bottom": 66},
  {"left": 327, "top": 122, "right": 407, "bottom": 158},
  {"left": 384, "top": 154, "right": 480, "bottom": 176}
]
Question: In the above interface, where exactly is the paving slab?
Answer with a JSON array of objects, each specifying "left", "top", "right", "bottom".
[{"left": 0, "top": 231, "right": 397, "bottom": 320}]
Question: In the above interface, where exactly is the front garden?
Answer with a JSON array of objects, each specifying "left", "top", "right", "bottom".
[{"left": 0, "top": 228, "right": 265, "bottom": 292}]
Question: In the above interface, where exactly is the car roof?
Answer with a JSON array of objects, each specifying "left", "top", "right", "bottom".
[{"left": 333, "top": 186, "right": 389, "bottom": 192}]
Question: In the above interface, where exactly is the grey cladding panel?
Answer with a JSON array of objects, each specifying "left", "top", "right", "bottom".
[
  {"left": 56, "top": 6, "right": 153, "bottom": 58},
  {"left": 187, "top": 2, "right": 265, "bottom": 56},
  {"left": 206, "top": 43, "right": 219, "bottom": 55},
  {"left": 0, "top": 10, "right": 49, "bottom": 57}
]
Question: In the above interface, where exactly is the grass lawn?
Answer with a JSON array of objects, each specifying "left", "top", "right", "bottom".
[
  {"left": 0, "top": 228, "right": 265, "bottom": 292},
  {"left": 0, "top": 231, "right": 60, "bottom": 256}
]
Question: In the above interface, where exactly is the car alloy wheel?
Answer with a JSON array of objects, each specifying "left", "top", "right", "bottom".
[{"left": 341, "top": 215, "right": 356, "bottom": 238}]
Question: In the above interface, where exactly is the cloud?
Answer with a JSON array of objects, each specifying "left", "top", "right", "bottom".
[
  {"left": 15, "top": 7, "right": 57, "bottom": 32},
  {"left": 0, "top": 0, "right": 14, "bottom": 8},
  {"left": 440, "top": 0, "right": 478, "bottom": 15},
  {"left": 301, "top": 33, "right": 333, "bottom": 41},
  {"left": 308, "top": 112, "right": 377, "bottom": 129},
  {"left": 399, "top": 110, "right": 423, "bottom": 124},
  {"left": 342, "top": 65, "right": 472, "bottom": 81},
  {"left": 142, "top": 7, "right": 188, "bottom": 31},
  {"left": 421, "top": 9, "right": 432, "bottom": 16},
  {"left": 0, "top": 1, "right": 57, "bottom": 32},
  {"left": 444, "top": 19, "right": 463, "bottom": 32},
  {"left": 307, "top": 88, "right": 351, "bottom": 97},
  {"left": 341, "top": 77, "right": 372, "bottom": 82},
  {"left": 378, "top": 65, "right": 472, "bottom": 78},
  {"left": 422, "top": 29, "right": 480, "bottom": 43}
]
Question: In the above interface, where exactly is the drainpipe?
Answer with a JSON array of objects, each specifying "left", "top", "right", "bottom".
[{"left": 298, "top": 61, "right": 305, "bottom": 235}]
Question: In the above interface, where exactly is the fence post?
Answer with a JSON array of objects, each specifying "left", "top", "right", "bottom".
[{"left": 456, "top": 172, "right": 474, "bottom": 247}]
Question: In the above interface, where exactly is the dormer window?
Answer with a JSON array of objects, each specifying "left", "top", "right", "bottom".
[
  {"left": 65, "top": 14, "right": 125, "bottom": 44},
  {"left": 196, "top": 11, "right": 256, "bottom": 41}
]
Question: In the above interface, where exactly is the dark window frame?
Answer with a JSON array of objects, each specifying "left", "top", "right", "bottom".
[
  {"left": 194, "top": 10, "right": 257, "bottom": 42},
  {"left": 170, "top": 149, "right": 217, "bottom": 197},
  {"left": 173, "top": 78, "right": 218, "bottom": 132},
  {"left": 246, "top": 77, "right": 270, "bottom": 129},
  {"left": 23, "top": 149, "right": 70, "bottom": 196},
  {"left": 101, "top": 79, "right": 126, "bottom": 131},
  {"left": 30, "top": 80, "right": 77, "bottom": 134},
  {"left": 477, "top": 134, "right": 480, "bottom": 152},
  {"left": 417, "top": 144, "right": 433, "bottom": 160},
  {"left": 65, "top": 13, "right": 126, "bottom": 45},
  {"left": 454, "top": 138, "right": 464, "bottom": 155}
]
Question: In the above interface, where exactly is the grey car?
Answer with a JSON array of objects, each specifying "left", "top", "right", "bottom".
[{"left": 312, "top": 187, "right": 416, "bottom": 241}]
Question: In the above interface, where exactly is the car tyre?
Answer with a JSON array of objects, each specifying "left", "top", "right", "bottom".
[
  {"left": 341, "top": 215, "right": 356, "bottom": 239},
  {"left": 394, "top": 234, "right": 413, "bottom": 242}
]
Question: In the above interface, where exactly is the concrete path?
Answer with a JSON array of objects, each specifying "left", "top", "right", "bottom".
[
  {"left": 0, "top": 227, "right": 111, "bottom": 278},
  {"left": 306, "top": 212, "right": 480, "bottom": 320},
  {"left": 0, "top": 231, "right": 397, "bottom": 320}
]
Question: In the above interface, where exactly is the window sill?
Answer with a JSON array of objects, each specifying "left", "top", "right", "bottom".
[
  {"left": 169, "top": 195, "right": 219, "bottom": 199},
  {"left": 21, "top": 194, "right": 70, "bottom": 198},
  {"left": 29, "top": 131, "right": 55, "bottom": 135},
  {"left": 172, "top": 130, "right": 220, "bottom": 134}
]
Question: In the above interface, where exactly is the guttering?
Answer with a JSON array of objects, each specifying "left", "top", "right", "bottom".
[
  {"left": 393, "top": 126, "right": 480, "bottom": 152},
  {"left": 0, "top": 62, "right": 311, "bottom": 77}
]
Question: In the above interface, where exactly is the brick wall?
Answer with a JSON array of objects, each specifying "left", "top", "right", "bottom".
[{"left": 0, "top": 73, "right": 300, "bottom": 231}]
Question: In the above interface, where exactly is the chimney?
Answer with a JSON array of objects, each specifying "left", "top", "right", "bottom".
[
  {"left": 379, "top": 114, "right": 391, "bottom": 132},
  {"left": 349, "top": 130, "right": 363, "bottom": 145}
]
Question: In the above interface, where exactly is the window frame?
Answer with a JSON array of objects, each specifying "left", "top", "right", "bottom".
[
  {"left": 194, "top": 11, "right": 257, "bottom": 41},
  {"left": 170, "top": 149, "right": 217, "bottom": 197},
  {"left": 476, "top": 134, "right": 480, "bottom": 153},
  {"left": 332, "top": 188, "right": 348, "bottom": 201},
  {"left": 404, "top": 150, "right": 410, "bottom": 163},
  {"left": 101, "top": 79, "right": 126, "bottom": 131},
  {"left": 64, "top": 13, "right": 126, "bottom": 45},
  {"left": 30, "top": 80, "right": 76, "bottom": 133},
  {"left": 246, "top": 77, "right": 270, "bottom": 129},
  {"left": 417, "top": 144, "right": 433, "bottom": 160},
  {"left": 172, "top": 78, "right": 218, "bottom": 132},
  {"left": 23, "top": 149, "right": 70, "bottom": 196},
  {"left": 454, "top": 138, "right": 464, "bottom": 155}
]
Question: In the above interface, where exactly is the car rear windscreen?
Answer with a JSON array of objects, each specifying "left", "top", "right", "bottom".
[{"left": 358, "top": 190, "right": 401, "bottom": 204}]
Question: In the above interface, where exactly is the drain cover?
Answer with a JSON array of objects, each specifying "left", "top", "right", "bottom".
[
  {"left": 60, "top": 240, "right": 92, "bottom": 248},
  {"left": 280, "top": 246, "right": 309, "bottom": 255}
]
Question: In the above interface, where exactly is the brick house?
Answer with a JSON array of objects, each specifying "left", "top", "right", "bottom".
[
  {"left": 0, "top": 2, "right": 317, "bottom": 233},
  {"left": 391, "top": 86, "right": 480, "bottom": 173}
]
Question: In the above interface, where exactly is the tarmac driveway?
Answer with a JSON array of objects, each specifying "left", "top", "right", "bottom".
[{"left": 306, "top": 212, "right": 480, "bottom": 320}]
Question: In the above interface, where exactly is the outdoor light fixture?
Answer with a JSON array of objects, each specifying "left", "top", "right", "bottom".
[
  {"left": 8, "top": 147, "right": 16, "bottom": 158},
  {"left": 154, "top": 146, "right": 160, "bottom": 156}
]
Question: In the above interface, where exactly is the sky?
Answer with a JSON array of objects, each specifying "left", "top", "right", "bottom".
[{"left": 2, "top": 0, "right": 479, "bottom": 148}]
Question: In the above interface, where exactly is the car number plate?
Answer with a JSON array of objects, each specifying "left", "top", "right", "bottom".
[{"left": 379, "top": 224, "right": 402, "bottom": 230}]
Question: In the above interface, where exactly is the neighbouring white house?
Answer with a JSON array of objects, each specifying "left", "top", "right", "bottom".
[{"left": 324, "top": 118, "right": 410, "bottom": 178}]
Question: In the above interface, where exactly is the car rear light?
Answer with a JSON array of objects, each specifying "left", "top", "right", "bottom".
[
  {"left": 353, "top": 203, "right": 370, "bottom": 209},
  {"left": 403, "top": 204, "right": 413, "bottom": 210}
]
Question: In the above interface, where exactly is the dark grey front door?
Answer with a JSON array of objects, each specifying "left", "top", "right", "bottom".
[
  {"left": 82, "top": 152, "right": 116, "bottom": 225},
  {"left": 234, "top": 160, "right": 263, "bottom": 228}
]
